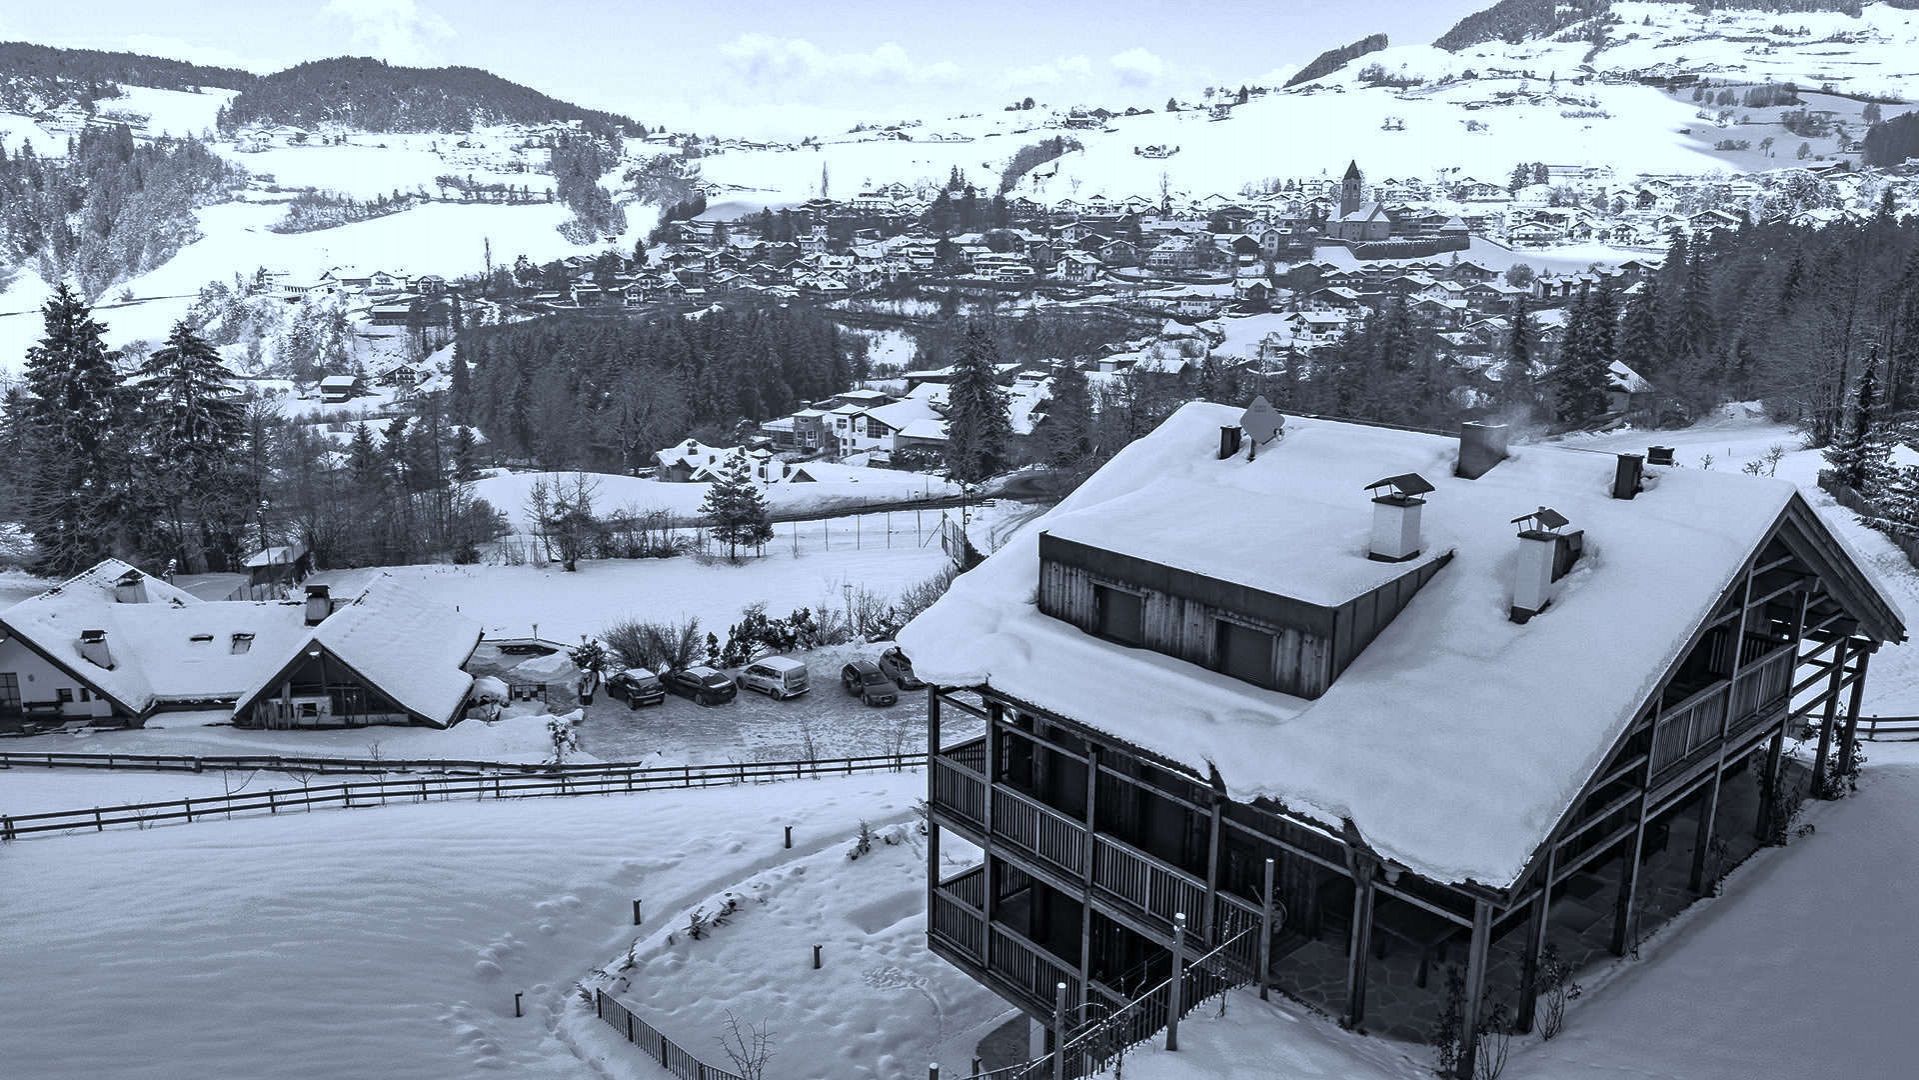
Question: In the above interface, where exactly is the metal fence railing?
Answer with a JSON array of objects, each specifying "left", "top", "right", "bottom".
[
  {"left": 596, "top": 989, "right": 746, "bottom": 1080},
  {"left": 0, "top": 751, "right": 927, "bottom": 841}
]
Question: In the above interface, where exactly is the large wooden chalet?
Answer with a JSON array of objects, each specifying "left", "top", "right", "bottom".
[{"left": 899, "top": 404, "right": 1903, "bottom": 1077}]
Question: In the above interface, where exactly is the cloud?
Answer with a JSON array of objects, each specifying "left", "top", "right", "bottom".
[
  {"left": 320, "top": 0, "right": 454, "bottom": 67},
  {"left": 718, "top": 35, "right": 963, "bottom": 91},
  {"left": 1004, "top": 55, "right": 1094, "bottom": 88},
  {"left": 1108, "top": 47, "right": 1168, "bottom": 87}
]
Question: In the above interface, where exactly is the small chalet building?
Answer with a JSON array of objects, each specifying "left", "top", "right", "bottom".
[
  {"left": 0, "top": 561, "right": 480, "bottom": 729},
  {"left": 901, "top": 404, "right": 1903, "bottom": 1076}
]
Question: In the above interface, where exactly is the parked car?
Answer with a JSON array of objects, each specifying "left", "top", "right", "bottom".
[
  {"left": 736, "top": 655, "right": 811, "bottom": 699},
  {"left": 877, "top": 647, "right": 922, "bottom": 691},
  {"left": 840, "top": 659, "right": 900, "bottom": 706},
  {"left": 606, "top": 667, "right": 666, "bottom": 708},
  {"left": 663, "top": 665, "right": 738, "bottom": 706}
]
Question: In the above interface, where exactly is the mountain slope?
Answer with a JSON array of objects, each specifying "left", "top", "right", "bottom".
[
  {"left": 218, "top": 57, "right": 640, "bottom": 136},
  {"left": 0, "top": 42, "right": 249, "bottom": 115}
]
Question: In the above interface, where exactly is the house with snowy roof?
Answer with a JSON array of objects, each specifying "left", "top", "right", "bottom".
[
  {"left": 0, "top": 561, "right": 480, "bottom": 729},
  {"left": 905, "top": 405, "right": 1903, "bottom": 1077}
]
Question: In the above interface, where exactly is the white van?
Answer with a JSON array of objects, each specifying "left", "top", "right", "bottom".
[{"left": 736, "top": 655, "right": 810, "bottom": 699}]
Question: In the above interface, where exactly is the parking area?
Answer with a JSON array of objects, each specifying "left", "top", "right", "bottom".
[{"left": 477, "top": 641, "right": 981, "bottom": 765}]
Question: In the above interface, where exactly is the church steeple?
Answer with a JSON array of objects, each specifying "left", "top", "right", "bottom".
[{"left": 1339, "top": 160, "right": 1364, "bottom": 219}]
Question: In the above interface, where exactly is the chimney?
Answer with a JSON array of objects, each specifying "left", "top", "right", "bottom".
[
  {"left": 1456, "top": 422, "right": 1509, "bottom": 480},
  {"left": 1365, "top": 473, "right": 1435, "bottom": 562},
  {"left": 1509, "top": 507, "right": 1570, "bottom": 624},
  {"left": 304, "top": 584, "right": 332, "bottom": 626},
  {"left": 1612, "top": 453, "right": 1644, "bottom": 500},
  {"left": 112, "top": 570, "right": 148, "bottom": 605},
  {"left": 1647, "top": 445, "right": 1675, "bottom": 467},
  {"left": 1218, "top": 425, "right": 1243, "bottom": 460},
  {"left": 78, "top": 629, "right": 114, "bottom": 669}
]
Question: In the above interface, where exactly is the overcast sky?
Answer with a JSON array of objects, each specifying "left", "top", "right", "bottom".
[{"left": 2, "top": 0, "right": 1493, "bottom": 137}]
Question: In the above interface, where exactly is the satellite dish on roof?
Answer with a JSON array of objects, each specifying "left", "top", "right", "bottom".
[{"left": 1240, "top": 395, "right": 1284, "bottom": 446}]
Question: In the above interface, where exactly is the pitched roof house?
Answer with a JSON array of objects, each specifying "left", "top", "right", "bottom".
[
  {"left": 0, "top": 562, "right": 481, "bottom": 729},
  {"left": 904, "top": 405, "right": 1902, "bottom": 1076}
]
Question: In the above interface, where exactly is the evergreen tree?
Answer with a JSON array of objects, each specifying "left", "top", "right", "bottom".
[
  {"left": 133, "top": 321, "right": 249, "bottom": 570},
  {"left": 1039, "top": 361, "right": 1093, "bottom": 465},
  {"left": 941, "top": 321, "right": 1014, "bottom": 485},
  {"left": 699, "top": 450, "right": 773, "bottom": 560},
  {"left": 1550, "top": 293, "right": 1611, "bottom": 426},
  {"left": 19, "top": 285, "right": 127, "bottom": 575},
  {"left": 1500, "top": 297, "right": 1538, "bottom": 412},
  {"left": 1826, "top": 356, "right": 1893, "bottom": 495},
  {"left": 1618, "top": 287, "right": 1660, "bottom": 382},
  {"left": 452, "top": 425, "right": 481, "bottom": 482}
]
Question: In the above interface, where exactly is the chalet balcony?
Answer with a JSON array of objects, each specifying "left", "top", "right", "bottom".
[
  {"left": 929, "top": 865, "right": 1086, "bottom": 1019},
  {"left": 1648, "top": 644, "right": 1796, "bottom": 786}
]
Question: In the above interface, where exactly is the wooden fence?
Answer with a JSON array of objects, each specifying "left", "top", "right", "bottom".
[
  {"left": 1862, "top": 716, "right": 1919, "bottom": 741},
  {"left": 0, "top": 752, "right": 926, "bottom": 840},
  {"left": 596, "top": 989, "right": 746, "bottom": 1080},
  {"left": 1822, "top": 477, "right": 1919, "bottom": 570}
]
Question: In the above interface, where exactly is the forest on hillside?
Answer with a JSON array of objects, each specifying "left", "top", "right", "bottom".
[
  {"left": 454, "top": 307, "right": 866, "bottom": 473},
  {"left": 0, "top": 42, "right": 250, "bottom": 112},
  {"left": 0, "top": 125, "right": 245, "bottom": 296},
  {"left": 1287, "top": 34, "right": 1388, "bottom": 87},
  {"left": 217, "top": 57, "right": 640, "bottom": 135}
]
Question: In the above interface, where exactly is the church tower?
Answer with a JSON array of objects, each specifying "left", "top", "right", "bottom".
[{"left": 1339, "top": 159, "right": 1364, "bottom": 219}]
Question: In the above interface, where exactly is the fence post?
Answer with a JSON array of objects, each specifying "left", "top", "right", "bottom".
[
  {"left": 1052, "top": 981, "right": 1069, "bottom": 1080},
  {"left": 595, "top": 987, "right": 603, "bottom": 1019},
  {"left": 928, "top": 1064, "right": 939, "bottom": 1080},
  {"left": 633, "top": 899, "right": 643, "bottom": 925},
  {"left": 1166, "top": 912, "right": 1186, "bottom": 1051},
  {"left": 813, "top": 943, "right": 823, "bottom": 969},
  {"left": 1259, "top": 858, "right": 1275, "bottom": 1001},
  {"left": 514, "top": 992, "right": 523, "bottom": 1018},
  {"left": 784, "top": 824, "right": 793, "bottom": 849},
  {"left": 183, "top": 798, "right": 193, "bottom": 823},
  {"left": 94, "top": 807, "right": 104, "bottom": 832}
]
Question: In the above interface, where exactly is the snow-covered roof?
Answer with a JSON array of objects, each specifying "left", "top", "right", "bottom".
[
  {"left": 297, "top": 576, "right": 480, "bottom": 726},
  {"left": 0, "top": 560, "right": 204, "bottom": 712},
  {"left": 899, "top": 404, "right": 1836, "bottom": 888}
]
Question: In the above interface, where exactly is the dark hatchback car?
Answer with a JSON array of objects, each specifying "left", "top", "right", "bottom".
[
  {"left": 606, "top": 667, "right": 666, "bottom": 708},
  {"left": 877, "top": 646, "right": 923, "bottom": 691},
  {"left": 662, "top": 665, "right": 738, "bottom": 706},
  {"left": 840, "top": 659, "right": 900, "bottom": 707}
]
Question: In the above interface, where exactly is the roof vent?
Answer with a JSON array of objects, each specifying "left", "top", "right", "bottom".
[
  {"left": 78, "top": 629, "right": 114, "bottom": 670},
  {"left": 1218, "top": 425, "right": 1242, "bottom": 460},
  {"left": 1509, "top": 507, "right": 1570, "bottom": 624},
  {"left": 1647, "top": 445, "right": 1675, "bottom": 467},
  {"left": 1612, "top": 453, "right": 1644, "bottom": 500},
  {"left": 304, "top": 584, "right": 332, "bottom": 627},
  {"left": 1457, "top": 421, "right": 1509, "bottom": 480},
  {"left": 1365, "top": 473, "right": 1434, "bottom": 563},
  {"left": 112, "top": 570, "right": 148, "bottom": 605}
]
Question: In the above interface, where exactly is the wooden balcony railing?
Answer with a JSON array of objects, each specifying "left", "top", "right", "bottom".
[
  {"left": 1650, "top": 646, "right": 1796, "bottom": 777},
  {"left": 994, "top": 785, "right": 1088, "bottom": 877},
  {"left": 933, "top": 754, "right": 986, "bottom": 828},
  {"left": 989, "top": 922, "right": 1084, "bottom": 1015},
  {"left": 932, "top": 873, "right": 988, "bottom": 961},
  {"left": 1093, "top": 833, "right": 1207, "bottom": 934}
]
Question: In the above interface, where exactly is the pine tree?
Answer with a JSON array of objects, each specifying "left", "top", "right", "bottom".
[
  {"left": 1826, "top": 356, "right": 1893, "bottom": 495},
  {"left": 1040, "top": 362, "right": 1093, "bottom": 465},
  {"left": 19, "top": 284, "right": 128, "bottom": 575},
  {"left": 1618, "top": 287, "right": 1660, "bottom": 381},
  {"left": 699, "top": 450, "right": 773, "bottom": 560},
  {"left": 1550, "top": 293, "right": 1612, "bottom": 426},
  {"left": 134, "top": 321, "right": 250, "bottom": 570},
  {"left": 1500, "top": 297, "right": 1538, "bottom": 412},
  {"left": 941, "top": 321, "right": 1014, "bottom": 485},
  {"left": 452, "top": 425, "right": 481, "bottom": 482}
]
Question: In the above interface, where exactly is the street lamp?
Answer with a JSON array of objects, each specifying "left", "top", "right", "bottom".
[{"left": 258, "top": 496, "right": 273, "bottom": 556}]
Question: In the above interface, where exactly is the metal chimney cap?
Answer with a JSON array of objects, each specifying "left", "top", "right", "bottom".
[
  {"left": 1365, "top": 472, "right": 1435, "bottom": 499},
  {"left": 1510, "top": 506, "right": 1569, "bottom": 533}
]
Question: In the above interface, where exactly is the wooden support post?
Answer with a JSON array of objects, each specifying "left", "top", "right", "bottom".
[
  {"left": 1839, "top": 646, "right": 1870, "bottom": 787},
  {"left": 1166, "top": 913, "right": 1187, "bottom": 1052},
  {"left": 982, "top": 699, "right": 1000, "bottom": 931},
  {"left": 1613, "top": 796, "right": 1648, "bottom": 954},
  {"left": 1077, "top": 746, "right": 1098, "bottom": 1004},
  {"left": 1453, "top": 900, "right": 1493, "bottom": 1080},
  {"left": 1688, "top": 766, "right": 1724, "bottom": 896},
  {"left": 784, "top": 824, "right": 793, "bottom": 849},
  {"left": 1343, "top": 861, "right": 1377, "bottom": 1030},
  {"left": 632, "top": 899, "right": 643, "bottom": 925},
  {"left": 1812, "top": 638, "right": 1847, "bottom": 798},
  {"left": 1053, "top": 981, "right": 1070, "bottom": 1080},
  {"left": 1258, "top": 857, "right": 1276, "bottom": 1001},
  {"left": 514, "top": 992, "right": 523, "bottom": 1018},
  {"left": 1515, "top": 847, "right": 1554, "bottom": 1034},
  {"left": 1756, "top": 724, "right": 1786, "bottom": 841},
  {"left": 1202, "top": 798, "right": 1223, "bottom": 943}
]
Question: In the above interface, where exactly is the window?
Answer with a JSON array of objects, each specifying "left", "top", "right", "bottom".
[
  {"left": 0, "top": 673, "right": 19, "bottom": 712},
  {"left": 1094, "top": 585, "right": 1143, "bottom": 646},
  {"left": 57, "top": 688, "right": 75, "bottom": 704},
  {"left": 1216, "top": 619, "right": 1276, "bottom": 688},
  {"left": 231, "top": 633, "right": 255, "bottom": 655}
]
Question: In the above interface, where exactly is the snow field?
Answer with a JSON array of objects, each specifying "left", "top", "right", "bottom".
[
  {"left": 473, "top": 469, "right": 960, "bottom": 532},
  {"left": 0, "top": 771, "right": 933, "bottom": 1079},
  {"left": 581, "top": 822, "right": 1007, "bottom": 1080}
]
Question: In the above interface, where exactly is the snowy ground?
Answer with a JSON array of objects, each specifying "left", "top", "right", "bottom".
[
  {"left": 474, "top": 469, "right": 960, "bottom": 532},
  {"left": 0, "top": 772, "right": 961, "bottom": 1080},
  {"left": 582, "top": 821, "right": 1006, "bottom": 1079}
]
